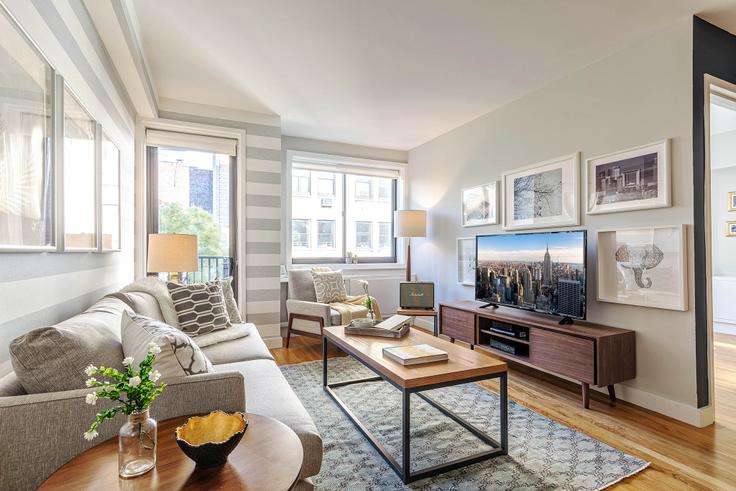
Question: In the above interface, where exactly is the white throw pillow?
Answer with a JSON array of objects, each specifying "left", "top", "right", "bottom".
[
  {"left": 121, "top": 312, "right": 213, "bottom": 380},
  {"left": 194, "top": 323, "right": 252, "bottom": 348},
  {"left": 312, "top": 269, "right": 347, "bottom": 304}
]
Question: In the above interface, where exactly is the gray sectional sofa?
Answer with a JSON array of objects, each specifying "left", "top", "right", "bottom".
[{"left": 0, "top": 282, "right": 322, "bottom": 490}]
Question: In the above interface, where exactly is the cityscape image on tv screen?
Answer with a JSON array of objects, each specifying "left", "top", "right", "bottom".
[{"left": 475, "top": 231, "right": 587, "bottom": 319}]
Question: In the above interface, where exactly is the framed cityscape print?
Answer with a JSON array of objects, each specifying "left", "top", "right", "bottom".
[
  {"left": 597, "top": 225, "right": 687, "bottom": 311},
  {"left": 728, "top": 191, "right": 736, "bottom": 211},
  {"left": 457, "top": 237, "right": 476, "bottom": 285},
  {"left": 502, "top": 153, "right": 579, "bottom": 230},
  {"left": 586, "top": 139, "right": 670, "bottom": 215},
  {"left": 461, "top": 182, "right": 498, "bottom": 227}
]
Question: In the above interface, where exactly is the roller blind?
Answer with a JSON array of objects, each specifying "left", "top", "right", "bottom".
[
  {"left": 146, "top": 129, "right": 237, "bottom": 156},
  {"left": 292, "top": 159, "right": 400, "bottom": 179}
]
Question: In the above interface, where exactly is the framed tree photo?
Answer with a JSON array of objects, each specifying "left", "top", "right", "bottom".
[
  {"left": 457, "top": 237, "right": 476, "bottom": 286},
  {"left": 461, "top": 182, "right": 497, "bottom": 227},
  {"left": 586, "top": 139, "right": 670, "bottom": 215},
  {"left": 502, "top": 153, "right": 580, "bottom": 230}
]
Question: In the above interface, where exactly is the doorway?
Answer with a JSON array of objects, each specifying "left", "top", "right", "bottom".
[
  {"left": 145, "top": 130, "right": 238, "bottom": 293},
  {"left": 707, "top": 79, "right": 736, "bottom": 427}
]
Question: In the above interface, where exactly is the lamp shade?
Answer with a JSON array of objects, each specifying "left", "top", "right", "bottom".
[
  {"left": 394, "top": 210, "right": 427, "bottom": 238},
  {"left": 147, "top": 234, "right": 199, "bottom": 273}
]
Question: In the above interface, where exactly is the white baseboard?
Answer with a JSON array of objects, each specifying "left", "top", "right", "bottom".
[{"left": 263, "top": 336, "right": 283, "bottom": 349}]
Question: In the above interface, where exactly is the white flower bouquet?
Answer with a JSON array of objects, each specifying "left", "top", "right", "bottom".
[{"left": 82, "top": 342, "right": 166, "bottom": 441}]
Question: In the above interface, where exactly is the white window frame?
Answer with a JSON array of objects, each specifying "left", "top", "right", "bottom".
[
  {"left": 316, "top": 219, "right": 336, "bottom": 248},
  {"left": 285, "top": 150, "right": 407, "bottom": 269},
  {"left": 292, "top": 219, "right": 310, "bottom": 248}
]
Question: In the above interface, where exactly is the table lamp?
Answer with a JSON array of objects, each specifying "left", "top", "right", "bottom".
[
  {"left": 147, "top": 233, "right": 198, "bottom": 283},
  {"left": 394, "top": 210, "right": 427, "bottom": 282}
]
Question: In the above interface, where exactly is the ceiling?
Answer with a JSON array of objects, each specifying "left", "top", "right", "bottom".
[{"left": 130, "top": 0, "right": 736, "bottom": 150}]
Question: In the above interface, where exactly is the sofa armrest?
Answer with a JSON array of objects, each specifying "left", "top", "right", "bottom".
[
  {"left": 287, "top": 299, "right": 332, "bottom": 327},
  {"left": 0, "top": 370, "right": 245, "bottom": 491}
]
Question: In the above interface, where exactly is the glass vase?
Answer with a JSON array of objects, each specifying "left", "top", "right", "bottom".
[{"left": 118, "top": 409, "right": 157, "bottom": 478}]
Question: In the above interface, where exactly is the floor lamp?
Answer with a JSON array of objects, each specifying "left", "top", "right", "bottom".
[{"left": 394, "top": 210, "right": 427, "bottom": 282}]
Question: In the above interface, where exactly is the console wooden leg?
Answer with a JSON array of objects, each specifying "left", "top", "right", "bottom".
[
  {"left": 470, "top": 344, "right": 475, "bottom": 350},
  {"left": 450, "top": 337, "right": 455, "bottom": 343},
  {"left": 607, "top": 385, "right": 616, "bottom": 404},
  {"left": 582, "top": 382, "right": 590, "bottom": 409}
]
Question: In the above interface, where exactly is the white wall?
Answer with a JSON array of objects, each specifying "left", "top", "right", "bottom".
[
  {"left": 408, "top": 19, "right": 703, "bottom": 424},
  {"left": 0, "top": 0, "right": 135, "bottom": 366}
]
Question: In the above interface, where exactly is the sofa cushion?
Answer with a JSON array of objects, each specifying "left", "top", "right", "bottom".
[
  {"left": 217, "top": 277, "right": 243, "bottom": 324},
  {"left": 9, "top": 296, "right": 127, "bottom": 394},
  {"left": 0, "top": 372, "right": 25, "bottom": 396},
  {"left": 120, "top": 277, "right": 181, "bottom": 328},
  {"left": 110, "top": 291, "right": 165, "bottom": 322},
  {"left": 195, "top": 323, "right": 251, "bottom": 348},
  {"left": 167, "top": 282, "right": 230, "bottom": 336},
  {"left": 202, "top": 325, "right": 273, "bottom": 364},
  {"left": 121, "top": 312, "right": 213, "bottom": 379},
  {"left": 215, "top": 359, "right": 322, "bottom": 479}
]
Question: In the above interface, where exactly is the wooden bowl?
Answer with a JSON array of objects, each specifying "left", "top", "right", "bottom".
[{"left": 175, "top": 411, "right": 248, "bottom": 468}]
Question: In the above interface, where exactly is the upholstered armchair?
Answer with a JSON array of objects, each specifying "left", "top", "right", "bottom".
[{"left": 285, "top": 269, "right": 345, "bottom": 348}]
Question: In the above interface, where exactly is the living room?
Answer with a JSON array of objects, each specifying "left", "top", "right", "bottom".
[{"left": 1, "top": 1, "right": 736, "bottom": 489}]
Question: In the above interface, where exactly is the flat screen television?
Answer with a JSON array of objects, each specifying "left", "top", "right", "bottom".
[{"left": 475, "top": 230, "right": 587, "bottom": 320}]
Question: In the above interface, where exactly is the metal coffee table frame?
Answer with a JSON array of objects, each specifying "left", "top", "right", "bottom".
[{"left": 323, "top": 336, "right": 508, "bottom": 484}]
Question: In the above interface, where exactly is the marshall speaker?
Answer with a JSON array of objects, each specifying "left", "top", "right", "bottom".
[{"left": 399, "top": 282, "right": 435, "bottom": 310}]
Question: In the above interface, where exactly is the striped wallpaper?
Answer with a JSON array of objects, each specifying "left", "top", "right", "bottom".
[
  {"left": 0, "top": 0, "right": 135, "bottom": 366},
  {"left": 159, "top": 108, "right": 283, "bottom": 345}
]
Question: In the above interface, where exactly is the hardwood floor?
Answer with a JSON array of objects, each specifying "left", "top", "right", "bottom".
[{"left": 271, "top": 333, "right": 736, "bottom": 490}]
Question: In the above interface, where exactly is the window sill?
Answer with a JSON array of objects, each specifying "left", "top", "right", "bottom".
[{"left": 282, "top": 262, "right": 406, "bottom": 281}]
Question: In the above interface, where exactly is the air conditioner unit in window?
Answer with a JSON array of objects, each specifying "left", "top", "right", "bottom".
[{"left": 320, "top": 198, "right": 333, "bottom": 208}]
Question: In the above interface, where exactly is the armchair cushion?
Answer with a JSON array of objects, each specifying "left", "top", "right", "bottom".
[
  {"left": 288, "top": 269, "right": 318, "bottom": 302},
  {"left": 312, "top": 269, "right": 347, "bottom": 303}
]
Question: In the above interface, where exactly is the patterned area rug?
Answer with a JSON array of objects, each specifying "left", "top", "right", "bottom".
[{"left": 280, "top": 357, "right": 648, "bottom": 490}]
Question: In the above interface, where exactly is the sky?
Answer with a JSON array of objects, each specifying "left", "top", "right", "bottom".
[{"left": 477, "top": 231, "right": 585, "bottom": 264}]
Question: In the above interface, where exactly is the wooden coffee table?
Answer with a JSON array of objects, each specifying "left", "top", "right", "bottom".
[
  {"left": 323, "top": 325, "right": 508, "bottom": 484},
  {"left": 39, "top": 413, "right": 303, "bottom": 491}
]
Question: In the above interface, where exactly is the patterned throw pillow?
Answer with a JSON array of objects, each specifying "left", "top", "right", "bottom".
[
  {"left": 312, "top": 269, "right": 347, "bottom": 304},
  {"left": 167, "top": 282, "right": 230, "bottom": 336},
  {"left": 217, "top": 277, "right": 243, "bottom": 324},
  {"left": 121, "top": 312, "right": 213, "bottom": 379}
]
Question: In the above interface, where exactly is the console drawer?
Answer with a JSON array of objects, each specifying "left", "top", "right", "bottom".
[
  {"left": 440, "top": 307, "right": 475, "bottom": 344},
  {"left": 529, "top": 328, "right": 595, "bottom": 383}
]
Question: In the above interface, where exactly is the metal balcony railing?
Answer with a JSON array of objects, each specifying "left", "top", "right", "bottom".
[{"left": 181, "top": 255, "right": 232, "bottom": 284}]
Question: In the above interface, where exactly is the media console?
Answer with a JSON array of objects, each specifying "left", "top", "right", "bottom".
[{"left": 439, "top": 300, "right": 636, "bottom": 408}]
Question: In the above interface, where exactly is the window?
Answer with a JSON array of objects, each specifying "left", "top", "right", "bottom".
[
  {"left": 292, "top": 169, "right": 310, "bottom": 195},
  {"left": 0, "top": 8, "right": 54, "bottom": 249},
  {"left": 101, "top": 134, "right": 120, "bottom": 250},
  {"left": 63, "top": 87, "right": 97, "bottom": 250},
  {"left": 379, "top": 222, "right": 391, "bottom": 250},
  {"left": 290, "top": 155, "right": 399, "bottom": 263},
  {"left": 316, "top": 173, "right": 335, "bottom": 196},
  {"left": 378, "top": 179, "right": 391, "bottom": 201},
  {"left": 355, "top": 177, "right": 372, "bottom": 200},
  {"left": 317, "top": 220, "right": 335, "bottom": 248},
  {"left": 292, "top": 219, "right": 309, "bottom": 248},
  {"left": 355, "top": 222, "right": 372, "bottom": 249}
]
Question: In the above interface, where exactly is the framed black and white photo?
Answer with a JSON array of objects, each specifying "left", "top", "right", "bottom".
[
  {"left": 461, "top": 182, "right": 497, "bottom": 227},
  {"left": 502, "top": 153, "right": 579, "bottom": 230},
  {"left": 597, "top": 225, "right": 687, "bottom": 311},
  {"left": 728, "top": 191, "right": 736, "bottom": 212},
  {"left": 728, "top": 221, "right": 736, "bottom": 237},
  {"left": 586, "top": 139, "right": 670, "bottom": 215},
  {"left": 457, "top": 237, "right": 476, "bottom": 285}
]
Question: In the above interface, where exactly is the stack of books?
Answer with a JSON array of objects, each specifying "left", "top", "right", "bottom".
[
  {"left": 345, "top": 315, "right": 412, "bottom": 338},
  {"left": 382, "top": 344, "right": 449, "bottom": 366}
]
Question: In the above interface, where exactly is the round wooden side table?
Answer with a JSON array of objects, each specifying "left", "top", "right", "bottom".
[{"left": 39, "top": 413, "right": 304, "bottom": 491}]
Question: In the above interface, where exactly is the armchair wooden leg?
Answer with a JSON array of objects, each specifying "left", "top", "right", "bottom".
[
  {"left": 285, "top": 313, "right": 326, "bottom": 349},
  {"left": 286, "top": 314, "right": 294, "bottom": 348}
]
